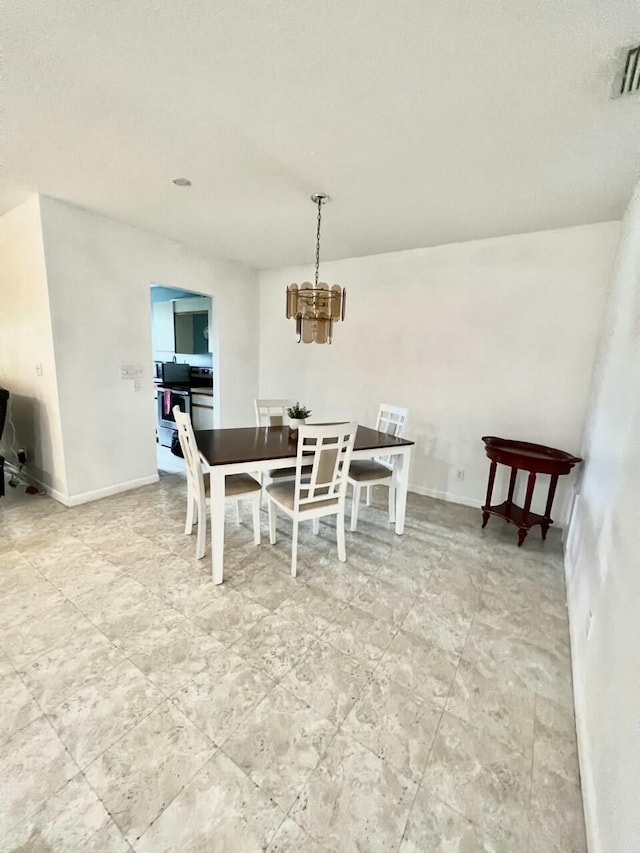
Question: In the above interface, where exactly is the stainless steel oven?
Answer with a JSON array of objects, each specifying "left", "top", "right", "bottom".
[{"left": 157, "top": 385, "right": 191, "bottom": 447}]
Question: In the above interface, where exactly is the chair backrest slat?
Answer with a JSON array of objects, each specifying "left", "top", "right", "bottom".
[
  {"left": 294, "top": 422, "right": 357, "bottom": 510},
  {"left": 173, "top": 407, "right": 206, "bottom": 505},
  {"left": 374, "top": 403, "right": 409, "bottom": 469},
  {"left": 377, "top": 403, "right": 408, "bottom": 437},
  {"left": 254, "top": 399, "right": 295, "bottom": 428}
]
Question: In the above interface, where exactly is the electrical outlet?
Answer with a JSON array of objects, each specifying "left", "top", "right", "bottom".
[
  {"left": 120, "top": 365, "right": 133, "bottom": 379},
  {"left": 17, "top": 448, "right": 27, "bottom": 464},
  {"left": 586, "top": 609, "right": 593, "bottom": 638},
  {"left": 456, "top": 469, "right": 465, "bottom": 482},
  {"left": 35, "top": 363, "right": 43, "bottom": 377},
  {"left": 133, "top": 379, "right": 142, "bottom": 392}
]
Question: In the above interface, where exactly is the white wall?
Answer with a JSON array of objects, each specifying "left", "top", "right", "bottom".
[
  {"left": 565, "top": 184, "right": 640, "bottom": 853},
  {"left": 259, "top": 222, "right": 620, "bottom": 521},
  {"left": 38, "top": 196, "right": 259, "bottom": 504},
  {"left": 0, "top": 196, "right": 68, "bottom": 496}
]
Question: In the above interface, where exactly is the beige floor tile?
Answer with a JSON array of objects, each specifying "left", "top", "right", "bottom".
[
  {"left": 193, "top": 585, "right": 270, "bottom": 645},
  {"left": 402, "top": 587, "right": 476, "bottom": 654},
  {"left": 266, "top": 817, "right": 324, "bottom": 853},
  {"left": 350, "top": 575, "right": 416, "bottom": 626},
  {"left": 19, "top": 627, "right": 125, "bottom": 712},
  {"left": 290, "top": 730, "right": 417, "bottom": 853},
  {"left": 21, "top": 533, "right": 95, "bottom": 568},
  {"left": 47, "top": 659, "right": 165, "bottom": 768},
  {"left": 85, "top": 701, "right": 214, "bottom": 844},
  {"left": 1, "top": 600, "right": 96, "bottom": 668},
  {"left": 0, "top": 717, "right": 77, "bottom": 836},
  {"left": 223, "top": 684, "right": 336, "bottom": 811},
  {"left": 0, "top": 553, "right": 44, "bottom": 598},
  {"left": 233, "top": 564, "right": 301, "bottom": 610},
  {"left": 305, "top": 562, "right": 371, "bottom": 601},
  {"left": 399, "top": 788, "right": 496, "bottom": 853},
  {"left": 72, "top": 574, "right": 162, "bottom": 630},
  {"left": 0, "top": 577, "right": 66, "bottom": 631},
  {"left": 0, "top": 668, "right": 42, "bottom": 743},
  {"left": 280, "top": 639, "right": 370, "bottom": 724},
  {"left": 533, "top": 695, "right": 581, "bottom": 785},
  {"left": 342, "top": 672, "right": 442, "bottom": 781},
  {"left": 122, "top": 619, "right": 225, "bottom": 696},
  {"left": 446, "top": 656, "right": 536, "bottom": 757},
  {"left": 43, "top": 555, "right": 127, "bottom": 600},
  {"left": 463, "top": 619, "right": 574, "bottom": 710},
  {"left": 160, "top": 573, "right": 227, "bottom": 617},
  {"left": 171, "top": 648, "right": 276, "bottom": 745},
  {"left": 3, "top": 774, "right": 129, "bottom": 852},
  {"left": 422, "top": 712, "right": 531, "bottom": 849},
  {"left": 134, "top": 750, "right": 285, "bottom": 853},
  {"left": 125, "top": 553, "right": 195, "bottom": 594},
  {"left": 322, "top": 602, "right": 397, "bottom": 669},
  {"left": 376, "top": 629, "right": 460, "bottom": 705},
  {"left": 529, "top": 766, "right": 586, "bottom": 853},
  {"left": 274, "top": 583, "right": 346, "bottom": 636},
  {"left": 232, "top": 612, "right": 317, "bottom": 680}
]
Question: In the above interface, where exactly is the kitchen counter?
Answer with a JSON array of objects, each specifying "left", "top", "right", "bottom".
[{"left": 154, "top": 381, "right": 213, "bottom": 394}]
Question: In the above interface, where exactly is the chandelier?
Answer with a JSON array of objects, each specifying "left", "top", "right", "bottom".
[{"left": 286, "top": 194, "right": 346, "bottom": 344}]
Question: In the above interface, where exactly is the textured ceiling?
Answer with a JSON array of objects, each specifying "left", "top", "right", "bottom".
[{"left": 2, "top": 0, "right": 640, "bottom": 269}]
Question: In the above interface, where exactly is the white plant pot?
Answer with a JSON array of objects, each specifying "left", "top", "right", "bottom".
[{"left": 289, "top": 417, "right": 306, "bottom": 436}]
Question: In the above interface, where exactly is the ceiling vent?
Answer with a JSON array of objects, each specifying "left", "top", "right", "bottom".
[{"left": 615, "top": 44, "right": 640, "bottom": 97}]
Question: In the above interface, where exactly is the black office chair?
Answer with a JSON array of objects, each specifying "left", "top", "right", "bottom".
[{"left": 0, "top": 388, "right": 9, "bottom": 498}]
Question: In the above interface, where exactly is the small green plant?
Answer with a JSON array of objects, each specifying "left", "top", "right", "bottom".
[{"left": 287, "top": 402, "right": 312, "bottom": 419}]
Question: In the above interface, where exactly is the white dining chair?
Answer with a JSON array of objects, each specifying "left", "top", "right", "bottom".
[
  {"left": 254, "top": 398, "right": 301, "bottom": 491},
  {"left": 348, "top": 403, "right": 409, "bottom": 531},
  {"left": 266, "top": 421, "right": 357, "bottom": 577},
  {"left": 173, "top": 407, "right": 261, "bottom": 559}
]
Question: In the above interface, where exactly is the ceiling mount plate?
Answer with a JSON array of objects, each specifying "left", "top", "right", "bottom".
[{"left": 310, "top": 193, "right": 329, "bottom": 205}]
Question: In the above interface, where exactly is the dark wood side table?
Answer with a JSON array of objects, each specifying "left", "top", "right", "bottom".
[{"left": 481, "top": 436, "right": 582, "bottom": 546}]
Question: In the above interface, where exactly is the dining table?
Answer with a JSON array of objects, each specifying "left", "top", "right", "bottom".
[{"left": 195, "top": 424, "right": 415, "bottom": 584}]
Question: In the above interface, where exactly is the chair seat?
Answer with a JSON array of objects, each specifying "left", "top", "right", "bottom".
[
  {"left": 267, "top": 465, "right": 313, "bottom": 480},
  {"left": 203, "top": 473, "right": 262, "bottom": 498},
  {"left": 225, "top": 473, "right": 262, "bottom": 497},
  {"left": 348, "top": 460, "right": 393, "bottom": 482},
  {"left": 266, "top": 481, "right": 339, "bottom": 512}
]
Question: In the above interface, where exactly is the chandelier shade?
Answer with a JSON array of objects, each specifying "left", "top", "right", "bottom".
[{"left": 286, "top": 194, "right": 346, "bottom": 344}]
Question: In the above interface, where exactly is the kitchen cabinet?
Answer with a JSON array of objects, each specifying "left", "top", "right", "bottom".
[
  {"left": 152, "top": 301, "right": 176, "bottom": 352},
  {"left": 175, "top": 311, "right": 209, "bottom": 354},
  {"left": 174, "top": 297, "right": 209, "bottom": 314},
  {"left": 152, "top": 297, "right": 212, "bottom": 354},
  {"left": 191, "top": 392, "right": 214, "bottom": 431}
]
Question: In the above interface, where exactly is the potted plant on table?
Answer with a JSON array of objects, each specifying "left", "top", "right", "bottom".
[{"left": 287, "top": 402, "right": 312, "bottom": 437}]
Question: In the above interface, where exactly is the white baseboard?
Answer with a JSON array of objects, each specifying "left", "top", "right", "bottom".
[
  {"left": 408, "top": 482, "right": 483, "bottom": 509},
  {"left": 5, "top": 463, "right": 160, "bottom": 507},
  {"left": 564, "top": 548, "right": 600, "bottom": 853},
  {"left": 63, "top": 474, "right": 160, "bottom": 507}
]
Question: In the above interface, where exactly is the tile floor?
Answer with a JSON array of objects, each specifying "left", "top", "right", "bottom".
[{"left": 0, "top": 474, "right": 586, "bottom": 852}]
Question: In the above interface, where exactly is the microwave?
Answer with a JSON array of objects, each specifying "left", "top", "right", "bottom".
[{"left": 161, "top": 362, "right": 191, "bottom": 384}]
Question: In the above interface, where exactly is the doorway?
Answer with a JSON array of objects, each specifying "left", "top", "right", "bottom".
[{"left": 150, "top": 284, "right": 215, "bottom": 476}]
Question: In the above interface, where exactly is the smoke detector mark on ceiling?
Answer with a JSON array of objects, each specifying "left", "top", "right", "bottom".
[{"left": 615, "top": 44, "right": 640, "bottom": 98}]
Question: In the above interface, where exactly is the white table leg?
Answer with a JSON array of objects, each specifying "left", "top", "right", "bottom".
[
  {"left": 209, "top": 468, "right": 226, "bottom": 584},
  {"left": 394, "top": 448, "right": 411, "bottom": 535}
]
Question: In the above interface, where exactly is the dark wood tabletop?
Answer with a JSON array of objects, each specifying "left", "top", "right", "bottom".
[
  {"left": 482, "top": 435, "right": 582, "bottom": 475},
  {"left": 195, "top": 425, "right": 414, "bottom": 467}
]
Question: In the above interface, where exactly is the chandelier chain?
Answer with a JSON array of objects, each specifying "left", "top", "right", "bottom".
[{"left": 314, "top": 196, "right": 322, "bottom": 287}]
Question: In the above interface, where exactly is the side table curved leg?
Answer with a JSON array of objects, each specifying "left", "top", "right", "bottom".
[
  {"left": 481, "top": 462, "right": 497, "bottom": 528},
  {"left": 517, "top": 527, "right": 528, "bottom": 546}
]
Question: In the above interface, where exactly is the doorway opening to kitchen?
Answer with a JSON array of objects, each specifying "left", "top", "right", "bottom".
[{"left": 150, "top": 284, "right": 216, "bottom": 477}]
